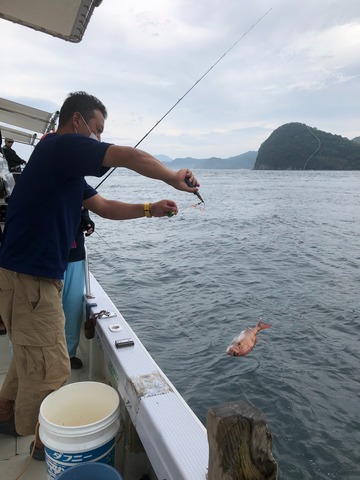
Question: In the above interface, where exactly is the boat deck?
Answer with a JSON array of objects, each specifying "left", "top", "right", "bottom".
[
  {"left": 0, "top": 334, "right": 92, "bottom": 480},
  {"left": 0, "top": 273, "right": 209, "bottom": 480}
]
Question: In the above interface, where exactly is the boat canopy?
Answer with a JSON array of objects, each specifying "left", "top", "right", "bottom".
[
  {"left": 0, "top": 97, "right": 59, "bottom": 146},
  {"left": 0, "top": 0, "right": 103, "bottom": 43}
]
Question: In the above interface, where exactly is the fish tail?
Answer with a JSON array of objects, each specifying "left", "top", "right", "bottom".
[{"left": 257, "top": 319, "right": 271, "bottom": 331}]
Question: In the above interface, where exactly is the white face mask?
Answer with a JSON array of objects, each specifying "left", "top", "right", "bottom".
[
  {"left": 78, "top": 113, "right": 100, "bottom": 141},
  {"left": 88, "top": 132, "right": 99, "bottom": 141}
]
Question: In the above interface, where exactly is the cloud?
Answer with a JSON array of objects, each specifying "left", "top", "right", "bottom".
[{"left": 1, "top": 0, "right": 359, "bottom": 159}]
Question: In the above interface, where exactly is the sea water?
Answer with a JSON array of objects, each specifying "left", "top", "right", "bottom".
[{"left": 87, "top": 169, "right": 360, "bottom": 480}]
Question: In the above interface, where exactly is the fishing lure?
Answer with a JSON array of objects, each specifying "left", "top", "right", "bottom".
[{"left": 185, "top": 177, "right": 205, "bottom": 207}]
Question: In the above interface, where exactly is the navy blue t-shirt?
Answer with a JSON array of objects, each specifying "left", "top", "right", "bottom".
[{"left": 0, "top": 133, "right": 111, "bottom": 279}]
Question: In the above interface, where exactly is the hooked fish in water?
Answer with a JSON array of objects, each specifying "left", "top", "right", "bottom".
[{"left": 226, "top": 319, "right": 271, "bottom": 357}]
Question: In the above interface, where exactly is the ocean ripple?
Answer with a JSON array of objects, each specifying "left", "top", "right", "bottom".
[{"left": 88, "top": 170, "right": 360, "bottom": 479}]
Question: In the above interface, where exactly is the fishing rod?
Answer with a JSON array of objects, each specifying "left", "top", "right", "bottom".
[{"left": 95, "top": 7, "right": 272, "bottom": 190}]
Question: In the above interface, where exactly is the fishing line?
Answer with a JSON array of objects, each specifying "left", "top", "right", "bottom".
[
  {"left": 91, "top": 229, "right": 124, "bottom": 264},
  {"left": 303, "top": 125, "right": 321, "bottom": 170},
  {"left": 95, "top": 7, "right": 272, "bottom": 190}
]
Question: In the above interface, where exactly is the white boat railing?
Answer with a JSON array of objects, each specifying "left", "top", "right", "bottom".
[{"left": 84, "top": 272, "right": 209, "bottom": 480}]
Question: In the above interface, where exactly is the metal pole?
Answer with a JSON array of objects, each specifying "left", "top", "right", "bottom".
[{"left": 84, "top": 245, "right": 94, "bottom": 298}]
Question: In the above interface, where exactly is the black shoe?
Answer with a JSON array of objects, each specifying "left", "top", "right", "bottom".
[
  {"left": 30, "top": 441, "right": 45, "bottom": 461},
  {"left": 70, "top": 356, "right": 83, "bottom": 369},
  {"left": 0, "top": 416, "right": 19, "bottom": 436}
]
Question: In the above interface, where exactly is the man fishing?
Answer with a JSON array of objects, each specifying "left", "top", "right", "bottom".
[{"left": 0, "top": 91, "right": 200, "bottom": 459}]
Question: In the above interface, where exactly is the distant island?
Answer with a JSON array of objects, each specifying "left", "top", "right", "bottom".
[
  {"left": 254, "top": 123, "right": 360, "bottom": 170},
  {"left": 157, "top": 122, "right": 360, "bottom": 170}
]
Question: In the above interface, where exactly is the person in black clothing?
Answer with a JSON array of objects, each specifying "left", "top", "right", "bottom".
[{"left": 2, "top": 139, "right": 27, "bottom": 172}]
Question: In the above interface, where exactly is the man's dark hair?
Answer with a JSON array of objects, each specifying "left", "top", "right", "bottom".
[{"left": 58, "top": 91, "right": 108, "bottom": 127}]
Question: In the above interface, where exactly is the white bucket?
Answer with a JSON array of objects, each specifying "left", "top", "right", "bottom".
[{"left": 39, "top": 382, "right": 120, "bottom": 480}]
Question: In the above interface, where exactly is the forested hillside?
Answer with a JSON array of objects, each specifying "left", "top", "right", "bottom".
[{"left": 254, "top": 123, "right": 360, "bottom": 170}]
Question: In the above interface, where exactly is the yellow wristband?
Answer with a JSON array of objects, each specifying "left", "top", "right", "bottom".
[{"left": 144, "top": 203, "right": 152, "bottom": 218}]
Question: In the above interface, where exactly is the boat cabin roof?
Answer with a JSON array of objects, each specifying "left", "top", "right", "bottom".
[{"left": 0, "top": 0, "right": 102, "bottom": 43}]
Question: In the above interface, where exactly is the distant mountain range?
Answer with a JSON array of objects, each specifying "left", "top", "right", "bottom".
[
  {"left": 156, "top": 123, "right": 360, "bottom": 170},
  {"left": 156, "top": 151, "right": 257, "bottom": 169}
]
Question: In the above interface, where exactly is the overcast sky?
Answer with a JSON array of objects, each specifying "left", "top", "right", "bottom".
[{"left": 1, "top": 0, "right": 359, "bottom": 160}]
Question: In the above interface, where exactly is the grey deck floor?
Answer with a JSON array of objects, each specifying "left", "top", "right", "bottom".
[{"left": 0, "top": 334, "right": 91, "bottom": 480}]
